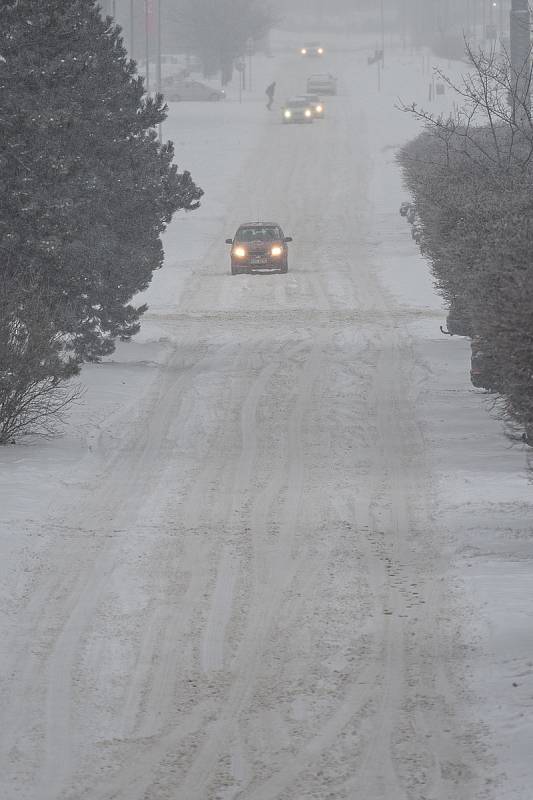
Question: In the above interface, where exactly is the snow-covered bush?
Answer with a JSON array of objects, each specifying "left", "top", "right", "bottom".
[
  {"left": 0, "top": 275, "right": 80, "bottom": 444},
  {"left": 398, "top": 45, "right": 533, "bottom": 438}
]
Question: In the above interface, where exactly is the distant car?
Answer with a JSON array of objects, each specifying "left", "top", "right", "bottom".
[
  {"left": 306, "top": 73, "right": 337, "bottom": 95},
  {"left": 281, "top": 97, "right": 314, "bottom": 124},
  {"left": 300, "top": 41, "right": 324, "bottom": 57},
  {"left": 161, "top": 70, "right": 190, "bottom": 86},
  {"left": 299, "top": 94, "right": 325, "bottom": 118},
  {"left": 163, "top": 79, "right": 225, "bottom": 102},
  {"left": 225, "top": 223, "right": 293, "bottom": 275}
]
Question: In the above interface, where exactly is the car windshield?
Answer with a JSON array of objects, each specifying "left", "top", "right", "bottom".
[
  {"left": 287, "top": 100, "right": 307, "bottom": 108},
  {"left": 237, "top": 226, "right": 281, "bottom": 242}
]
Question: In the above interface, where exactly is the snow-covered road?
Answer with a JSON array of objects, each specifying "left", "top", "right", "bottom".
[{"left": 1, "top": 35, "right": 532, "bottom": 800}]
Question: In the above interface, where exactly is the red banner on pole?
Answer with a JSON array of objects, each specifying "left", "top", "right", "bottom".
[{"left": 145, "top": 0, "right": 155, "bottom": 33}]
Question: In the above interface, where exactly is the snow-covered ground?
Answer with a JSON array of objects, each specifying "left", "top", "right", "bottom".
[{"left": 1, "top": 31, "right": 532, "bottom": 800}]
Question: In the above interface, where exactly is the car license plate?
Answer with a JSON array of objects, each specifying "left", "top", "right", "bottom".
[{"left": 251, "top": 256, "right": 267, "bottom": 265}]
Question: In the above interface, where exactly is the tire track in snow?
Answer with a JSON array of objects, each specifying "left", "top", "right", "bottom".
[
  {"left": 40, "top": 342, "right": 241, "bottom": 800},
  {"left": 120, "top": 344, "right": 246, "bottom": 743},
  {"left": 337, "top": 328, "right": 483, "bottom": 800},
  {"left": 196, "top": 342, "right": 306, "bottom": 794},
  {"left": 199, "top": 342, "right": 302, "bottom": 675},
  {"left": 171, "top": 336, "right": 325, "bottom": 799},
  {"left": 351, "top": 335, "right": 412, "bottom": 799},
  {"left": 87, "top": 338, "right": 309, "bottom": 800},
  {"left": 200, "top": 547, "right": 240, "bottom": 672},
  {"left": 32, "top": 343, "right": 235, "bottom": 800}
]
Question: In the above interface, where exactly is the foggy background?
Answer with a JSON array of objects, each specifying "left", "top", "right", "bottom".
[{"left": 100, "top": 1, "right": 514, "bottom": 68}]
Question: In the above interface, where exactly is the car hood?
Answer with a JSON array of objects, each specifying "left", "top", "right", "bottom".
[{"left": 243, "top": 241, "right": 283, "bottom": 250}]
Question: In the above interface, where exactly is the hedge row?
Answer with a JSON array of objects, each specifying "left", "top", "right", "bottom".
[{"left": 398, "top": 123, "right": 533, "bottom": 441}]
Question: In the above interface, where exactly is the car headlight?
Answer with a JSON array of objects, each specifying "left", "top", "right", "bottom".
[
  {"left": 233, "top": 246, "right": 246, "bottom": 258},
  {"left": 305, "top": 109, "right": 312, "bottom": 117},
  {"left": 284, "top": 110, "right": 292, "bottom": 118},
  {"left": 318, "top": 48, "right": 324, "bottom": 54},
  {"left": 316, "top": 105, "right": 323, "bottom": 113},
  {"left": 271, "top": 246, "right": 283, "bottom": 256},
  {"left": 301, "top": 48, "right": 307, "bottom": 54}
]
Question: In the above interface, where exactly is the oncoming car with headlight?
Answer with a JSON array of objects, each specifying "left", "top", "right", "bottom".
[
  {"left": 300, "top": 93, "right": 325, "bottom": 118},
  {"left": 300, "top": 42, "right": 324, "bottom": 57},
  {"left": 225, "top": 223, "right": 293, "bottom": 275},
  {"left": 281, "top": 97, "right": 314, "bottom": 124}
]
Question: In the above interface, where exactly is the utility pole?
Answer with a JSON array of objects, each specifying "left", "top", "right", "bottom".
[
  {"left": 130, "top": 0, "right": 135, "bottom": 59},
  {"left": 145, "top": 0, "right": 150, "bottom": 93},
  {"left": 156, "top": 0, "right": 161, "bottom": 93},
  {"left": 246, "top": 37, "right": 253, "bottom": 91},
  {"left": 380, "top": 0, "right": 385, "bottom": 66},
  {"left": 157, "top": 0, "right": 162, "bottom": 140},
  {"left": 510, "top": 0, "right": 531, "bottom": 120}
]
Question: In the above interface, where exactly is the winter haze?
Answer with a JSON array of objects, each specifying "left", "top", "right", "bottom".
[{"left": 0, "top": 2, "right": 532, "bottom": 800}]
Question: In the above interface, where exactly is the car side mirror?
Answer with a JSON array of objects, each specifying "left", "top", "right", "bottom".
[
  {"left": 284, "top": 236, "right": 293, "bottom": 242},
  {"left": 225, "top": 238, "right": 233, "bottom": 244}
]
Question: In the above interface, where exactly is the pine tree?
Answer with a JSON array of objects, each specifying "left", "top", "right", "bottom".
[
  {"left": 0, "top": 0, "right": 202, "bottom": 440},
  {"left": 0, "top": 0, "right": 202, "bottom": 363}
]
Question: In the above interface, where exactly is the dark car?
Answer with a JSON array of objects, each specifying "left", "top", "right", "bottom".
[
  {"left": 163, "top": 78, "right": 225, "bottom": 102},
  {"left": 225, "top": 223, "right": 293, "bottom": 275},
  {"left": 306, "top": 73, "right": 337, "bottom": 95}
]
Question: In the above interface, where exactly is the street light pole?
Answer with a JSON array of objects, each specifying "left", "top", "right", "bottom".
[
  {"left": 246, "top": 37, "right": 253, "bottom": 91},
  {"left": 380, "top": 0, "right": 385, "bottom": 66},
  {"left": 145, "top": 0, "right": 150, "bottom": 93},
  {"left": 130, "top": 0, "right": 135, "bottom": 59},
  {"left": 156, "top": 0, "right": 161, "bottom": 93},
  {"left": 157, "top": 0, "right": 162, "bottom": 140},
  {"left": 510, "top": 0, "right": 531, "bottom": 119}
]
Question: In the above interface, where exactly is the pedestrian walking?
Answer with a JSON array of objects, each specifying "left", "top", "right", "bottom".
[{"left": 265, "top": 81, "right": 276, "bottom": 110}]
